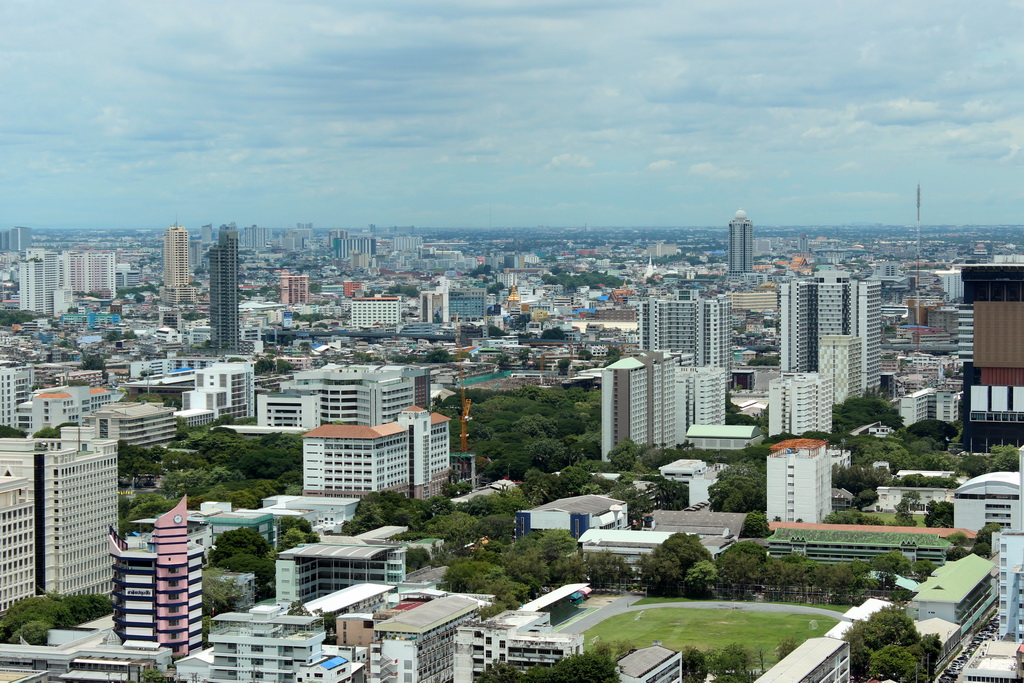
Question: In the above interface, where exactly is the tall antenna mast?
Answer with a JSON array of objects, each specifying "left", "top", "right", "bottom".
[{"left": 915, "top": 184, "right": 922, "bottom": 352}]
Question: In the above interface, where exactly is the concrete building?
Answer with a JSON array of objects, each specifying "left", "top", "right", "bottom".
[
  {"left": 636, "top": 291, "right": 732, "bottom": 369},
  {"left": 875, "top": 486, "right": 951, "bottom": 514},
  {"left": 899, "top": 387, "right": 962, "bottom": 426},
  {"left": 729, "top": 283, "right": 779, "bottom": 312},
  {"left": 205, "top": 604, "right": 363, "bottom": 683},
  {"left": 959, "top": 264, "right": 1024, "bottom": 450},
  {"left": 912, "top": 553, "right": 995, "bottom": 631},
  {"left": 675, "top": 365, "right": 727, "bottom": 436},
  {"left": 62, "top": 251, "right": 116, "bottom": 298},
  {"left": 617, "top": 645, "right": 683, "bottom": 683},
  {"left": 936, "top": 268, "right": 964, "bottom": 302},
  {"left": 263, "top": 364, "right": 430, "bottom": 428},
  {"left": 766, "top": 439, "right": 832, "bottom": 524},
  {"left": 454, "top": 610, "right": 583, "bottom": 682},
  {"left": 0, "top": 476, "right": 34, "bottom": 612},
  {"left": 601, "top": 351, "right": 676, "bottom": 458},
  {"left": 515, "top": 494, "right": 627, "bottom": 539},
  {"left": 781, "top": 270, "right": 881, "bottom": 391},
  {"left": 350, "top": 296, "right": 401, "bottom": 328},
  {"left": 953, "top": 472, "right": 1020, "bottom": 531},
  {"left": 0, "top": 430, "right": 118, "bottom": 595},
  {"left": 420, "top": 289, "right": 449, "bottom": 323},
  {"left": 449, "top": 288, "right": 487, "bottom": 320},
  {"left": 209, "top": 229, "right": 240, "bottom": 351},
  {"left": 658, "top": 459, "right": 715, "bottom": 505},
  {"left": 768, "top": 373, "right": 833, "bottom": 437},
  {"left": 19, "top": 249, "right": 72, "bottom": 316},
  {"left": 82, "top": 402, "right": 177, "bottom": 446},
  {"left": 998, "top": 528, "right": 1024, "bottom": 639},
  {"left": 161, "top": 225, "right": 197, "bottom": 305},
  {"left": 15, "top": 385, "right": 116, "bottom": 434},
  {"left": 276, "top": 542, "right": 407, "bottom": 604},
  {"left": 302, "top": 408, "right": 451, "bottom": 500},
  {"left": 754, "top": 637, "right": 850, "bottom": 683},
  {"left": 684, "top": 424, "right": 763, "bottom": 450},
  {"left": 372, "top": 596, "right": 479, "bottom": 683},
  {"left": 108, "top": 498, "right": 203, "bottom": 655},
  {"left": 280, "top": 271, "right": 311, "bottom": 305},
  {"left": 818, "top": 335, "right": 863, "bottom": 404},
  {"left": 182, "top": 362, "right": 255, "bottom": 421},
  {"left": 0, "top": 365, "right": 33, "bottom": 429},
  {"left": 727, "top": 209, "right": 754, "bottom": 275},
  {"left": 767, "top": 522, "right": 963, "bottom": 564}
]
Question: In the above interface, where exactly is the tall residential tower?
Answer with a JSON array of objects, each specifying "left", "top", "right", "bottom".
[
  {"left": 209, "top": 229, "right": 240, "bottom": 351},
  {"left": 728, "top": 209, "right": 754, "bottom": 275},
  {"left": 161, "top": 225, "right": 197, "bottom": 305}
]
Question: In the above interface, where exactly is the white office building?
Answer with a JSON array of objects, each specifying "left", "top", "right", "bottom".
[
  {"left": 936, "top": 268, "right": 964, "bottom": 302},
  {"left": 818, "top": 335, "right": 863, "bottom": 404},
  {"left": 781, "top": 271, "right": 881, "bottom": 391},
  {"left": 19, "top": 249, "right": 72, "bottom": 316},
  {"left": 15, "top": 385, "right": 117, "bottom": 434},
  {"left": 766, "top": 439, "right": 832, "bottom": 524},
  {"left": 0, "top": 429, "right": 118, "bottom": 595},
  {"left": 183, "top": 362, "right": 255, "bottom": 420},
  {"left": 350, "top": 296, "right": 401, "bottom": 328},
  {"left": 899, "top": 388, "right": 961, "bottom": 426},
  {"left": 768, "top": 373, "right": 833, "bottom": 437},
  {"left": 601, "top": 351, "right": 677, "bottom": 458},
  {"left": 0, "top": 476, "right": 34, "bottom": 612},
  {"left": 454, "top": 611, "right": 583, "bottom": 682},
  {"left": 636, "top": 291, "right": 732, "bottom": 369},
  {"left": 953, "top": 472, "right": 1020, "bottom": 531},
  {"left": 675, "top": 365, "right": 728, "bottom": 436}
]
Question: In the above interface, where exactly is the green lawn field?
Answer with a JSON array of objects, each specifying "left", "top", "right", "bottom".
[
  {"left": 861, "top": 512, "right": 926, "bottom": 527},
  {"left": 632, "top": 597, "right": 849, "bottom": 613},
  {"left": 584, "top": 608, "right": 839, "bottom": 664}
]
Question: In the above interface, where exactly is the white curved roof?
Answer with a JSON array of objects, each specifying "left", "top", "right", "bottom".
[
  {"left": 735, "top": 209, "right": 747, "bottom": 219},
  {"left": 956, "top": 471, "right": 1020, "bottom": 493}
]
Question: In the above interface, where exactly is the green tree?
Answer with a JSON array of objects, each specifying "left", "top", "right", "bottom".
[
  {"left": 893, "top": 490, "right": 920, "bottom": 525},
  {"left": 639, "top": 533, "right": 712, "bottom": 595},
  {"left": 526, "top": 651, "right": 618, "bottom": 683},
  {"left": 203, "top": 567, "right": 248, "bottom": 616},
  {"left": 868, "top": 644, "right": 918, "bottom": 682},
  {"left": 776, "top": 636, "right": 798, "bottom": 661},
  {"left": 740, "top": 511, "right": 770, "bottom": 538},
  {"left": 584, "top": 550, "right": 633, "bottom": 587},
  {"left": 685, "top": 560, "right": 718, "bottom": 595},
  {"left": 924, "top": 500, "right": 954, "bottom": 528},
  {"left": 208, "top": 528, "right": 273, "bottom": 565},
  {"left": 80, "top": 354, "right": 106, "bottom": 371}
]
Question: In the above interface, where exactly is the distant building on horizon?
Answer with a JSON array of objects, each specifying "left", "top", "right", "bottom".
[
  {"left": 161, "top": 225, "right": 197, "bottom": 305},
  {"left": 208, "top": 228, "right": 240, "bottom": 351},
  {"left": 728, "top": 209, "right": 754, "bottom": 275}
]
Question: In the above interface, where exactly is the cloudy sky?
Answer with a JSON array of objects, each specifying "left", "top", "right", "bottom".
[{"left": 2, "top": 1, "right": 1023, "bottom": 229}]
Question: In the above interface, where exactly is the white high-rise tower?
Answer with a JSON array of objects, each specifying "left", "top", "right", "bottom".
[{"left": 728, "top": 209, "right": 754, "bottom": 275}]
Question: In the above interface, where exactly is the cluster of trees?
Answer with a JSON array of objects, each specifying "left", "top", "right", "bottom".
[
  {"left": 844, "top": 605, "right": 942, "bottom": 680},
  {"left": 540, "top": 270, "right": 625, "bottom": 291},
  {"left": 0, "top": 594, "right": 111, "bottom": 645},
  {"left": 478, "top": 651, "right": 619, "bottom": 683}
]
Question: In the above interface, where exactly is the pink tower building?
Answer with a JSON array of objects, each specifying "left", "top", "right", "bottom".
[{"left": 109, "top": 497, "right": 203, "bottom": 656}]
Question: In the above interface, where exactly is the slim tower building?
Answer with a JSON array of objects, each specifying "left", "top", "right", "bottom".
[
  {"left": 161, "top": 225, "right": 197, "bottom": 305},
  {"left": 601, "top": 351, "right": 677, "bottom": 458},
  {"left": 209, "top": 229, "right": 240, "bottom": 351},
  {"left": 728, "top": 209, "right": 754, "bottom": 275},
  {"left": 637, "top": 291, "right": 732, "bottom": 370}
]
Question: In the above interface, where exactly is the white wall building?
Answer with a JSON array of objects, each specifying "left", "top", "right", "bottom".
[
  {"left": 658, "top": 459, "right": 716, "bottom": 505},
  {"left": 618, "top": 645, "right": 684, "bottom": 683},
  {"left": 19, "top": 249, "right": 72, "bottom": 316},
  {"left": 818, "top": 334, "right": 863, "bottom": 404},
  {"left": 601, "top": 351, "right": 676, "bottom": 458},
  {"left": 936, "top": 268, "right": 964, "bottom": 302},
  {"left": 998, "top": 528, "right": 1024, "bottom": 640},
  {"left": 62, "top": 251, "right": 116, "bottom": 297},
  {"left": 0, "top": 365, "right": 33, "bottom": 429},
  {"left": 675, "top": 365, "right": 727, "bottom": 436},
  {"left": 350, "top": 296, "right": 401, "bottom": 328},
  {"left": 766, "top": 439, "right": 832, "bottom": 524},
  {"left": 636, "top": 291, "right": 732, "bottom": 370},
  {"left": 754, "top": 637, "right": 850, "bottom": 683},
  {"left": 768, "top": 373, "right": 833, "bottom": 437},
  {"left": 454, "top": 611, "right": 583, "bottom": 682},
  {"left": 781, "top": 271, "right": 881, "bottom": 391},
  {"left": 302, "top": 408, "right": 451, "bottom": 500},
  {"left": 183, "top": 362, "right": 255, "bottom": 420},
  {"left": 899, "top": 388, "right": 961, "bottom": 426},
  {"left": 0, "top": 475, "right": 34, "bottom": 612},
  {"left": 372, "top": 596, "right": 479, "bottom": 683},
  {"left": 954, "top": 472, "right": 1020, "bottom": 531},
  {"left": 16, "top": 385, "right": 116, "bottom": 434},
  {"left": 0, "top": 429, "right": 118, "bottom": 595}
]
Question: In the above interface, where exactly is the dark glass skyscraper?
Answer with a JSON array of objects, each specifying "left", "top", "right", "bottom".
[
  {"left": 960, "top": 264, "right": 1024, "bottom": 451},
  {"left": 209, "top": 229, "right": 239, "bottom": 351}
]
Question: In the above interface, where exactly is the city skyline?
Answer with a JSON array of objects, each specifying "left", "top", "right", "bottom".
[{"left": 0, "top": 2, "right": 1022, "bottom": 229}]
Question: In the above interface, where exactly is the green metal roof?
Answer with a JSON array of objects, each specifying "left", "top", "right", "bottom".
[
  {"left": 685, "top": 424, "right": 761, "bottom": 438},
  {"left": 913, "top": 554, "right": 995, "bottom": 604},
  {"left": 605, "top": 357, "right": 645, "bottom": 370},
  {"left": 768, "top": 527, "right": 951, "bottom": 549}
]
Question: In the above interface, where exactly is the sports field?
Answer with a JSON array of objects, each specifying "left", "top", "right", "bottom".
[{"left": 583, "top": 608, "right": 839, "bottom": 663}]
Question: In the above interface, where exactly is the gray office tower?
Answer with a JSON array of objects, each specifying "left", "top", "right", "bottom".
[
  {"left": 728, "top": 210, "right": 754, "bottom": 275},
  {"left": 209, "top": 229, "right": 240, "bottom": 351}
]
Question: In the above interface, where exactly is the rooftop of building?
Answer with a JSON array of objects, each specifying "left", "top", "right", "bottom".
[
  {"left": 520, "top": 583, "right": 590, "bottom": 612},
  {"left": 956, "top": 471, "right": 1020, "bottom": 492},
  {"left": 769, "top": 521, "right": 975, "bottom": 540},
  {"left": 617, "top": 645, "right": 679, "bottom": 678},
  {"left": 303, "top": 422, "right": 407, "bottom": 440},
  {"left": 278, "top": 543, "right": 399, "bottom": 560},
  {"left": 650, "top": 509, "right": 747, "bottom": 536},
  {"left": 754, "top": 638, "right": 847, "bottom": 682},
  {"left": 913, "top": 554, "right": 995, "bottom": 604},
  {"left": 769, "top": 438, "right": 828, "bottom": 454},
  {"left": 374, "top": 595, "right": 478, "bottom": 633},
  {"left": 768, "top": 524, "right": 955, "bottom": 548},
  {"left": 529, "top": 494, "right": 624, "bottom": 515},
  {"left": 88, "top": 402, "right": 175, "bottom": 416},
  {"left": 685, "top": 424, "right": 761, "bottom": 438},
  {"left": 303, "top": 584, "right": 394, "bottom": 615}
]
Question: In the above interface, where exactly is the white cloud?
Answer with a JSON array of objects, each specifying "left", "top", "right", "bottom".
[
  {"left": 688, "top": 162, "right": 746, "bottom": 181},
  {"left": 646, "top": 159, "right": 676, "bottom": 171},
  {"left": 546, "top": 153, "right": 594, "bottom": 170}
]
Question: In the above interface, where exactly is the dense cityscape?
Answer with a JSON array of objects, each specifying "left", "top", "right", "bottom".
[{"left": 0, "top": 214, "right": 1018, "bottom": 683}]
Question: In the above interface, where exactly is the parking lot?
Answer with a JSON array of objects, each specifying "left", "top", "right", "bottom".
[{"left": 938, "top": 615, "right": 999, "bottom": 682}]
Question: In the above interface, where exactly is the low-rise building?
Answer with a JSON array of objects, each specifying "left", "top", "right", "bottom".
[
  {"left": 912, "top": 554, "right": 996, "bottom": 632},
  {"left": 617, "top": 645, "right": 682, "bottom": 683},
  {"left": 276, "top": 542, "right": 407, "bottom": 604},
  {"left": 899, "top": 387, "right": 961, "bottom": 426},
  {"left": 875, "top": 486, "right": 952, "bottom": 514},
  {"left": 657, "top": 459, "right": 715, "bottom": 505},
  {"left": 683, "top": 424, "right": 762, "bottom": 450},
  {"left": 81, "top": 402, "right": 177, "bottom": 446},
  {"left": 371, "top": 596, "right": 479, "bottom": 683},
  {"left": 454, "top": 611, "right": 583, "bottom": 682},
  {"left": 954, "top": 472, "right": 1020, "bottom": 531},
  {"left": 515, "top": 495, "right": 627, "bottom": 539},
  {"left": 15, "top": 385, "right": 115, "bottom": 433},
  {"left": 754, "top": 637, "right": 850, "bottom": 683},
  {"left": 766, "top": 522, "right": 974, "bottom": 565}
]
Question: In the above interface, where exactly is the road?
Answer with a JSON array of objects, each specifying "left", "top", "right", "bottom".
[{"left": 559, "top": 594, "right": 852, "bottom": 634}]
